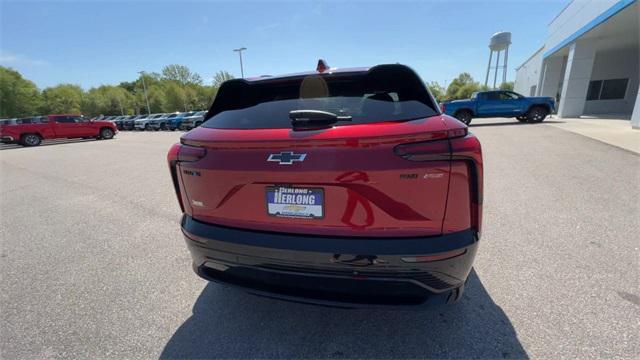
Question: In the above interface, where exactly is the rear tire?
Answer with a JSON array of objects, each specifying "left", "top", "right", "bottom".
[
  {"left": 144, "top": 124, "right": 150, "bottom": 131},
  {"left": 21, "top": 134, "right": 41, "bottom": 147},
  {"left": 160, "top": 122, "right": 167, "bottom": 130},
  {"left": 100, "top": 128, "right": 115, "bottom": 139},
  {"left": 526, "top": 106, "right": 548, "bottom": 123},
  {"left": 454, "top": 110, "right": 473, "bottom": 125}
]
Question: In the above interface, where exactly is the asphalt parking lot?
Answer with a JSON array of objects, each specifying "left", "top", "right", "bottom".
[{"left": 1, "top": 118, "right": 639, "bottom": 359}]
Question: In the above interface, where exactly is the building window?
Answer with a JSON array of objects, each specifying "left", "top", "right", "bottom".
[
  {"left": 586, "top": 78, "right": 629, "bottom": 100},
  {"left": 600, "top": 79, "right": 628, "bottom": 100},
  {"left": 586, "top": 80, "right": 602, "bottom": 100}
]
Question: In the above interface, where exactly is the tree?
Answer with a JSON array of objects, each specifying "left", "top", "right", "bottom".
[
  {"left": 146, "top": 85, "right": 166, "bottom": 113},
  {"left": 445, "top": 73, "right": 482, "bottom": 100},
  {"left": 499, "top": 82, "right": 514, "bottom": 91},
  {"left": 162, "top": 64, "right": 202, "bottom": 86},
  {"left": 426, "top": 81, "right": 446, "bottom": 102},
  {"left": 82, "top": 86, "right": 134, "bottom": 116},
  {"left": 164, "top": 82, "right": 187, "bottom": 112},
  {"left": 0, "top": 66, "right": 44, "bottom": 117},
  {"left": 42, "top": 84, "right": 84, "bottom": 114},
  {"left": 212, "top": 71, "right": 234, "bottom": 87}
]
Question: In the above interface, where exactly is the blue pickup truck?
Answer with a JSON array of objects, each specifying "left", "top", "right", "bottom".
[{"left": 441, "top": 90, "right": 556, "bottom": 125}]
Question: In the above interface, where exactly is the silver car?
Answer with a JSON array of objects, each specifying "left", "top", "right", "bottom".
[
  {"left": 179, "top": 111, "right": 207, "bottom": 130},
  {"left": 134, "top": 113, "right": 166, "bottom": 131}
]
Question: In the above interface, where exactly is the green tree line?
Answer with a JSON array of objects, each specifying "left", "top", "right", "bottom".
[
  {"left": 1, "top": 65, "right": 514, "bottom": 118},
  {"left": 0, "top": 65, "right": 234, "bottom": 118},
  {"left": 427, "top": 72, "right": 513, "bottom": 102}
]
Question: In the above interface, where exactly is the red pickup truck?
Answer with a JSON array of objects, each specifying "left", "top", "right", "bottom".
[{"left": 0, "top": 114, "right": 117, "bottom": 146}]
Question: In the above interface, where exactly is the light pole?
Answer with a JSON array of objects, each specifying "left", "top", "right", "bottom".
[
  {"left": 138, "top": 71, "right": 151, "bottom": 115},
  {"left": 233, "top": 47, "right": 247, "bottom": 78}
]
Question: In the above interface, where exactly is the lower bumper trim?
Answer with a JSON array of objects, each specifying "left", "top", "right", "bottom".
[{"left": 182, "top": 215, "right": 478, "bottom": 307}]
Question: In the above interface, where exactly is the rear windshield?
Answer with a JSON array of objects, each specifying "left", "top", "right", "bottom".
[{"left": 203, "top": 64, "right": 439, "bottom": 130}]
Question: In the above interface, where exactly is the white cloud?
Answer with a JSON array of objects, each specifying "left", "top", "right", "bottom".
[{"left": 0, "top": 52, "right": 49, "bottom": 66}]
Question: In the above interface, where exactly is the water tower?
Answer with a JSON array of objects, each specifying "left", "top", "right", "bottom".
[{"left": 484, "top": 31, "right": 512, "bottom": 89}]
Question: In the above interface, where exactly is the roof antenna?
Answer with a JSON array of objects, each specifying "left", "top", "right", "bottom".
[{"left": 317, "top": 59, "right": 329, "bottom": 73}]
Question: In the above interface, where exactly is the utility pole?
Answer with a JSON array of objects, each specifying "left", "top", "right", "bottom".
[
  {"left": 233, "top": 47, "right": 247, "bottom": 78},
  {"left": 138, "top": 71, "right": 151, "bottom": 115}
]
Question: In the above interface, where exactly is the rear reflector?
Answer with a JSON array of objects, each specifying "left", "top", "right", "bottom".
[{"left": 401, "top": 249, "right": 467, "bottom": 263}]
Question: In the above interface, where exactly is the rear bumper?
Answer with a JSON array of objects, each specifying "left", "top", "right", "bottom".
[{"left": 181, "top": 215, "right": 479, "bottom": 308}]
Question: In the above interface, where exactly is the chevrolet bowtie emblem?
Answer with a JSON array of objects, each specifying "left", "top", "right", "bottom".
[{"left": 267, "top": 151, "right": 307, "bottom": 165}]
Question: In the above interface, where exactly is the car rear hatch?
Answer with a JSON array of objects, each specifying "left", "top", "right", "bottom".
[{"left": 171, "top": 64, "right": 476, "bottom": 238}]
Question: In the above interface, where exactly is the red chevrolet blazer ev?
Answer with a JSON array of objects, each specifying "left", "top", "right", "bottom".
[{"left": 168, "top": 62, "right": 483, "bottom": 307}]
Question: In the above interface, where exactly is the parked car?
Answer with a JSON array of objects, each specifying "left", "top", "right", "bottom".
[
  {"left": 123, "top": 115, "right": 145, "bottom": 130},
  {"left": 179, "top": 111, "right": 206, "bottom": 130},
  {"left": 165, "top": 112, "right": 194, "bottom": 131},
  {"left": 441, "top": 90, "right": 555, "bottom": 125},
  {"left": 134, "top": 113, "right": 166, "bottom": 131},
  {"left": 150, "top": 113, "right": 172, "bottom": 130},
  {"left": 113, "top": 115, "right": 132, "bottom": 130},
  {"left": 0, "top": 114, "right": 117, "bottom": 146},
  {"left": 167, "top": 62, "right": 483, "bottom": 307},
  {"left": 0, "top": 118, "right": 17, "bottom": 126},
  {"left": 107, "top": 116, "right": 124, "bottom": 127}
]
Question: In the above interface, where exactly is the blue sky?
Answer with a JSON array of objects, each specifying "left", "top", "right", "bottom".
[{"left": 1, "top": 1, "right": 568, "bottom": 90}]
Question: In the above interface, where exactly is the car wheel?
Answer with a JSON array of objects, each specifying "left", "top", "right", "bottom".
[
  {"left": 100, "top": 128, "right": 115, "bottom": 139},
  {"left": 516, "top": 116, "right": 528, "bottom": 123},
  {"left": 21, "top": 133, "right": 41, "bottom": 147},
  {"left": 144, "top": 124, "right": 150, "bottom": 131},
  {"left": 160, "top": 122, "right": 167, "bottom": 130},
  {"left": 527, "top": 106, "right": 548, "bottom": 123},
  {"left": 455, "top": 110, "right": 473, "bottom": 125}
]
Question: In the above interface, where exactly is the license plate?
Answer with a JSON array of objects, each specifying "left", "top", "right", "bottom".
[{"left": 266, "top": 186, "right": 324, "bottom": 219}]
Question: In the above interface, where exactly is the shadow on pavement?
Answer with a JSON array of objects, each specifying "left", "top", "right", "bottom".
[
  {"left": 161, "top": 270, "right": 527, "bottom": 359},
  {"left": 470, "top": 120, "right": 564, "bottom": 127},
  {"left": 0, "top": 138, "right": 100, "bottom": 150}
]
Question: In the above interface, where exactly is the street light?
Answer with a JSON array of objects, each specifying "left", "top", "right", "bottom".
[
  {"left": 137, "top": 71, "right": 151, "bottom": 115},
  {"left": 233, "top": 47, "right": 247, "bottom": 78}
]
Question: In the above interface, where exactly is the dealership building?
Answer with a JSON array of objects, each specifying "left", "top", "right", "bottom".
[{"left": 514, "top": 0, "right": 640, "bottom": 128}]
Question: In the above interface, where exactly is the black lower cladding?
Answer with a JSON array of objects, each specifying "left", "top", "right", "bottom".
[{"left": 182, "top": 215, "right": 479, "bottom": 306}]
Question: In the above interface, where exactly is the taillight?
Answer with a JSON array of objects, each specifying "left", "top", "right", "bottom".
[
  {"left": 177, "top": 144, "right": 207, "bottom": 162},
  {"left": 393, "top": 128, "right": 467, "bottom": 161},
  {"left": 167, "top": 143, "right": 207, "bottom": 212},
  {"left": 393, "top": 128, "right": 483, "bottom": 237},
  {"left": 449, "top": 134, "right": 483, "bottom": 236},
  {"left": 394, "top": 138, "right": 450, "bottom": 161}
]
